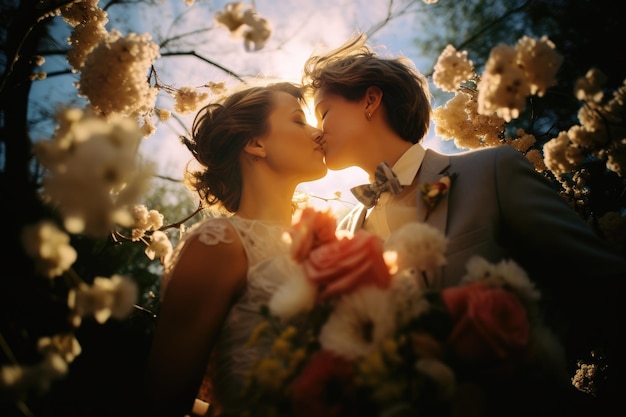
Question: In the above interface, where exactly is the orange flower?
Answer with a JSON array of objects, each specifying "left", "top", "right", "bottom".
[
  {"left": 303, "top": 230, "right": 391, "bottom": 300},
  {"left": 290, "top": 207, "right": 338, "bottom": 263}
]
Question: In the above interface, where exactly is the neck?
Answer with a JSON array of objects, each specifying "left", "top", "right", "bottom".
[
  {"left": 236, "top": 176, "right": 296, "bottom": 228},
  {"left": 363, "top": 138, "right": 413, "bottom": 178}
]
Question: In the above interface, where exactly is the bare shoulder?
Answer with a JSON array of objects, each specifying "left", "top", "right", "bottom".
[{"left": 164, "top": 217, "right": 248, "bottom": 304}]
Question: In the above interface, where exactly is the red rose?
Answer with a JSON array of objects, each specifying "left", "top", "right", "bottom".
[
  {"left": 441, "top": 281, "right": 530, "bottom": 375},
  {"left": 303, "top": 230, "right": 391, "bottom": 299},
  {"left": 290, "top": 350, "right": 358, "bottom": 417}
]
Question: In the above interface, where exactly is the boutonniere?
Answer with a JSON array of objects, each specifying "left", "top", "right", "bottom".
[{"left": 419, "top": 171, "right": 458, "bottom": 221}]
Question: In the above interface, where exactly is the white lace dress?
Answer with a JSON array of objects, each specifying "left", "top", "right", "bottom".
[{"left": 161, "top": 215, "right": 300, "bottom": 416}]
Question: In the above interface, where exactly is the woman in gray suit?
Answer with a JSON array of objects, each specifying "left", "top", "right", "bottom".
[{"left": 302, "top": 33, "right": 626, "bottom": 414}]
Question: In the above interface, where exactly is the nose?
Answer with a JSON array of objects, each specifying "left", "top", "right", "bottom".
[{"left": 311, "top": 130, "right": 324, "bottom": 144}]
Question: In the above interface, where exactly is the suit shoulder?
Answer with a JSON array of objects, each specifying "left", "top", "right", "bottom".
[{"left": 451, "top": 144, "right": 523, "bottom": 162}]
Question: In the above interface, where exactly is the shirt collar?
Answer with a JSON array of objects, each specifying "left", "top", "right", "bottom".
[{"left": 392, "top": 143, "right": 425, "bottom": 186}]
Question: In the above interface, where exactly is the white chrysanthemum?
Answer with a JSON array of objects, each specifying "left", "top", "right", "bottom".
[
  {"left": 515, "top": 36, "right": 563, "bottom": 97},
  {"left": 35, "top": 108, "right": 155, "bottom": 236},
  {"left": 433, "top": 44, "right": 475, "bottom": 92},
  {"left": 21, "top": 221, "right": 77, "bottom": 279},
  {"left": 462, "top": 256, "right": 540, "bottom": 302},
  {"left": 78, "top": 30, "right": 160, "bottom": 117},
  {"left": 319, "top": 286, "right": 395, "bottom": 360},
  {"left": 414, "top": 357, "right": 456, "bottom": 400},
  {"left": 145, "top": 230, "right": 173, "bottom": 261},
  {"left": 492, "top": 258, "right": 540, "bottom": 301},
  {"left": 38, "top": 333, "right": 82, "bottom": 364},
  {"left": 461, "top": 255, "right": 494, "bottom": 282},
  {"left": 384, "top": 222, "right": 447, "bottom": 277},
  {"left": 68, "top": 274, "right": 138, "bottom": 324},
  {"left": 268, "top": 258, "right": 317, "bottom": 320},
  {"left": 477, "top": 43, "right": 530, "bottom": 122},
  {"left": 542, "top": 131, "right": 584, "bottom": 176}
]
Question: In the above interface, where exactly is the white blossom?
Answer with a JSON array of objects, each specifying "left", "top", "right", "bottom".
[
  {"left": 77, "top": 30, "right": 160, "bottom": 117},
  {"left": 145, "top": 230, "right": 174, "bottom": 261},
  {"left": 21, "top": 221, "right": 77, "bottom": 279},
  {"left": 173, "top": 86, "right": 210, "bottom": 114},
  {"left": 433, "top": 44, "right": 475, "bottom": 92},
  {"left": 0, "top": 352, "right": 68, "bottom": 399},
  {"left": 38, "top": 333, "right": 82, "bottom": 364},
  {"left": 35, "top": 108, "right": 155, "bottom": 236},
  {"left": 68, "top": 274, "right": 138, "bottom": 325}
]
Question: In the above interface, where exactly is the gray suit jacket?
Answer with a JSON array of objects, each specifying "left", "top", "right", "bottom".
[{"left": 339, "top": 145, "right": 626, "bottom": 358}]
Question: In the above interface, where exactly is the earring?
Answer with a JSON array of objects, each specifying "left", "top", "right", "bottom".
[{"left": 366, "top": 111, "right": 373, "bottom": 121}]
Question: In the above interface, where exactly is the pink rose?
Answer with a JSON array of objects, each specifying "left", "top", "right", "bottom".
[
  {"left": 441, "top": 281, "right": 530, "bottom": 375},
  {"left": 303, "top": 230, "right": 391, "bottom": 299},
  {"left": 290, "top": 207, "right": 338, "bottom": 263}
]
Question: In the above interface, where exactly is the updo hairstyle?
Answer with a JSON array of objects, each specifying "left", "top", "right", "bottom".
[{"left": 181, "top": 82, "right": 304, "bottom": 213}]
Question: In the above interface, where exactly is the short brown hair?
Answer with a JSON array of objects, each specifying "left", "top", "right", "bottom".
[{"left": 302, "top": 33, "right": 431, "bottom": 144}]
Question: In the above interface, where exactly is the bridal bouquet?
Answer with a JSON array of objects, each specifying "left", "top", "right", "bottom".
[{"left": 241, "top": 208, "right": 570, "bottom": 417}]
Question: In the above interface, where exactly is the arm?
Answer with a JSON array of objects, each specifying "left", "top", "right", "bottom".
[
  {"left": 495, "top": 145, "right": 626, "bottom": 278},
  {"left": 494, "top": 145, "right": 626, "bottom": 378},
  {"left": 142, "top": 221, "right": 247, "bottom": 417}
]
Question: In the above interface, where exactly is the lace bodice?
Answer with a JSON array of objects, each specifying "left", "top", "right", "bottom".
[{"left": 161, "top": 215, "right": 299, "bottom": 416}]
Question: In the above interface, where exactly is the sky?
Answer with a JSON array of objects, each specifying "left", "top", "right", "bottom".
[
  {"left": 32, "top": 0, "right": 457, "bottom": 215},
  {"left": 137, "top": 0, "right": 458, "bottom": 213}
]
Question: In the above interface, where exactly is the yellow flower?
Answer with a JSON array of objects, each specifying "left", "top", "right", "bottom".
[{"left": 255, "top": 358, "right": 287, "bottom": 392}]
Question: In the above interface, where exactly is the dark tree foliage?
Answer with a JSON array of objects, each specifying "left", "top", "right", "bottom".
[{"left": 414, "top": 0, "right": 626, "bottom": 234}]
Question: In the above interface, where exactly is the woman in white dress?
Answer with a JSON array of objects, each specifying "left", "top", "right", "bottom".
[{"left": 142, "top": 82, "right": 327, "bottom": 417}]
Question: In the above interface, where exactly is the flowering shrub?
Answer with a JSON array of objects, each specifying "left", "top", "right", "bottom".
[{"left": 242, "top": 208, "right": 569, "bottom": 417}]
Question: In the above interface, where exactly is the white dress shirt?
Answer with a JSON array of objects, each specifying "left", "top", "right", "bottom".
[{"left": 363, "top": 144, "right": 425, "bottom": 240}]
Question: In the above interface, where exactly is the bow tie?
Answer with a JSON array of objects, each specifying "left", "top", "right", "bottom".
[{"left": 351, "top": 162, "right": 403, "bottom": 208}]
